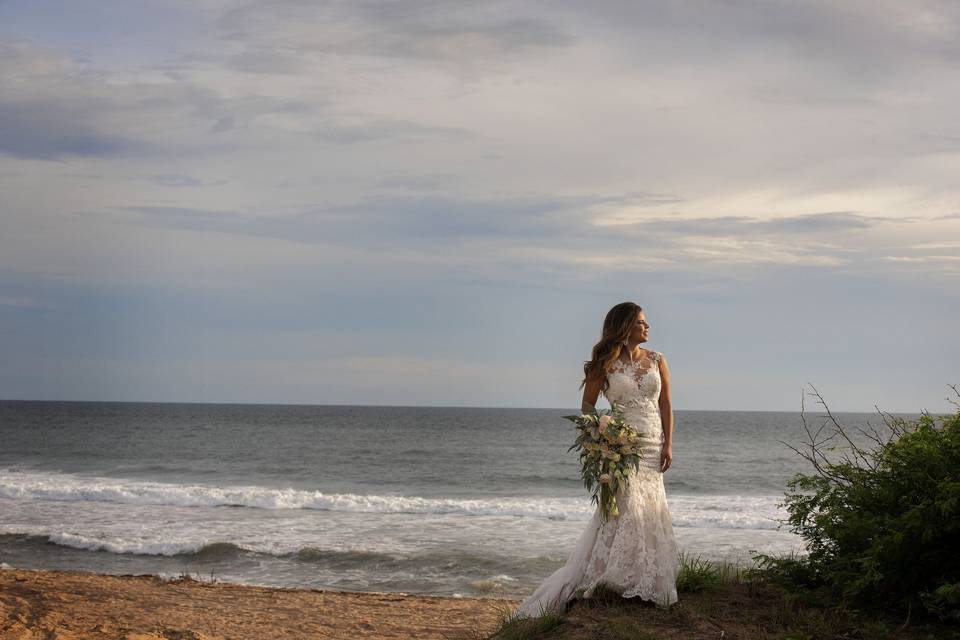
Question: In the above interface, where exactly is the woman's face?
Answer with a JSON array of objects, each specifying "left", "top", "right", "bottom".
[{"left": 629, "top": 310, "right": 649, "bottom": 344}]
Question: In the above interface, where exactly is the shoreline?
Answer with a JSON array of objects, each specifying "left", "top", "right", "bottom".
[{"left": 0, "top": 566, "right": 516, "bottom": 639}]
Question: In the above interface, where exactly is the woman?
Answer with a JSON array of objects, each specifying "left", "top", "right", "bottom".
[{"left": 514, "top": 301, "right": 679, "bottom": 618}]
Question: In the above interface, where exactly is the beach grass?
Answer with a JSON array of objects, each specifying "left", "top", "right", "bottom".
[
  {"left": 446, "top": 599, "right": 563, "bottom": 640},
  {"left": 675, "top": 550, "right": 747, "bottom": 593}
]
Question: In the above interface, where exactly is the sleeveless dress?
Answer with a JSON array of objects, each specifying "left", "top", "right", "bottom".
[{"left": 514, "top": 350, "right": 679, "bottom": 618}]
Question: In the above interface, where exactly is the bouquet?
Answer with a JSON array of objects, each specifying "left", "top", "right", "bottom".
[{"left": 563, "top": 402, "right": 643, "bottom": 522}]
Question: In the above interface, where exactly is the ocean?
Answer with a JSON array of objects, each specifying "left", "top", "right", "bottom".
[{"left": 0, "top": 401, "right": 894, "bottom": 599}]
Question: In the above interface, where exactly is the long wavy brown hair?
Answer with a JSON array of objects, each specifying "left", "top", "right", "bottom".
[{"left": 580, "top": 301, "right": 642, "bottom": 396}]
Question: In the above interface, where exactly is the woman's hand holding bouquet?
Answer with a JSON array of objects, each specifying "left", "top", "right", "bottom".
[{"left": 563, "top": 402, "right": 643, "bottom": 522}]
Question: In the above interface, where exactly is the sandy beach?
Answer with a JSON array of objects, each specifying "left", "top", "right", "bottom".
[{"left": 0, "top": 567, "right": 513, "bottom": 639}]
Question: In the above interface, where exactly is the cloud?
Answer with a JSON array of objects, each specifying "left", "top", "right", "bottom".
[
  {"left": 218, "top": 1, "right": 575, "bottom": 76},
  {"left": 90, "top": 195, "right": 590, "bottom": 250},
  {"left": 0, "top": 39, "right": 229, "bottom": 160},
  {"left": 0, "top": 36, "right": 470, "bottom": 165},
  {"left": 881, "top": 255, "right": 960, "bottom": 268},
  {"left": 146, "top": 174, "right": 223, "bottom": 188},
  {"left": 0, "top": 101, "right": 148, "bottom": 160},
  {"left": 95, "top": 190, "right": 693, "bottom": 249},
  {"left": 668, "top": 236, "right": 849, "bottom": 267},
  {"left": 557, "top": 1, "right": 960, "bottom": 85},
  {"left": 311, "top": 119, "right": 471, "bottom": 144},
  {"left": 597, "top": 211, "right": 896, "bottom": 237},
  {"left": 77, "top": 201, "right": 930, "bottom": 280}
]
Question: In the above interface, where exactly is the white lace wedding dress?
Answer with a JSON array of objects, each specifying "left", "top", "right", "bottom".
[{"left": 514, "top": 350, "right": 679, "bottom": 618}]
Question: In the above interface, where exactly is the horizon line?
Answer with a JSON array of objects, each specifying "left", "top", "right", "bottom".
[{"left": 0, "top": 397, "right": 931, "bottom": 415}]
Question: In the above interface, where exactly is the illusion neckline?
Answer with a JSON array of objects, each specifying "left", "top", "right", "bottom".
[
  {"left": 610, "top": 351, "right": 659, "bottom": 376},
  {"left": 615, "top": 349, "right": 657, "bottom": 367}
]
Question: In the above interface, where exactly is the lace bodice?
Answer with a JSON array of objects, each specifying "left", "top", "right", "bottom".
[{"left": 602, "top": 350, "right": 663, "bottom": 440}]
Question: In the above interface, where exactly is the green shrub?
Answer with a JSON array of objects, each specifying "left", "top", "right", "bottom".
[
  {"left": 921, "top": 582, "right": 960, "bottom": 623},
  {"left": 766, "top": 385, "right": 960, "bottom": 620}
]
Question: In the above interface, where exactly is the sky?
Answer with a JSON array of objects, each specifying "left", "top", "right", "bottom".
[{"left": 0, "top": 0, "right": 958, "bottom": 412}]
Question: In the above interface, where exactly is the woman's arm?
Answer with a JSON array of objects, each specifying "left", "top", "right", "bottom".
[
  {"left": 658, "top": 354, "right": 674, "bottom": 473},
  {"left": 581, "top": 370, "right": 602, "bottom": 414}
]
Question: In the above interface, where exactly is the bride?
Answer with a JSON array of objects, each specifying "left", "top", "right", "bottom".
[{"left": 514, "top": 301, "right": 679, "bottom": 618}]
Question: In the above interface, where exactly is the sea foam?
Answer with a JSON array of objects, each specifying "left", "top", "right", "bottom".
[
  {"left": 0, "top": 468, "right": 784, "bottom": 529},
  {"left": 0, "top": 468, "right": 587, "bottom": 519}
]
